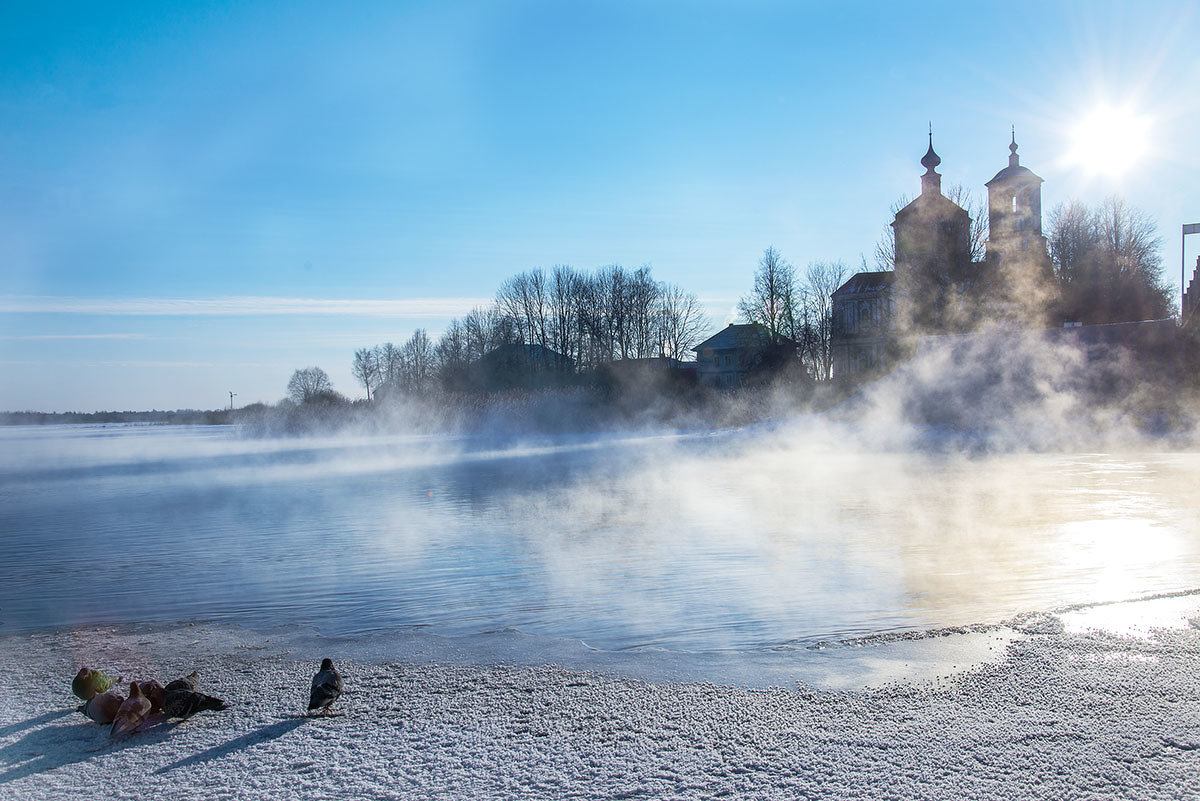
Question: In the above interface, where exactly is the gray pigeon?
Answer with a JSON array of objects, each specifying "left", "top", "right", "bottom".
[
  {"left": 79, "top": 689, "right": 124, "bottom": 725},
  {"left": 163, "top": 688, "right": 228, "bottom": 720},
  {"left": 164, "top": 671, "right": 199, "bottom": 693},
  {"left": 307, "top": 658, "right": 343, "bottom": 715}
]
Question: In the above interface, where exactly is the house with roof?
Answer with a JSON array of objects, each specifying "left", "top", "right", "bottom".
[
  {"left": 692, "top": 323, "right": 798, "bottom": 388},
  {"left": 465, "top": 343, "right": 575, "bottom": 390}
]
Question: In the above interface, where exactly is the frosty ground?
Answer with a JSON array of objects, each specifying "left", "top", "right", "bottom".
[{"left": 2, "top": 606, "right": 1200, "bottom": 800}]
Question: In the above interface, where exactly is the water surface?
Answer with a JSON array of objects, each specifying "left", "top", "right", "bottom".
[{"left": 1, "top": 423, "right": 1198, "bottom": 651}]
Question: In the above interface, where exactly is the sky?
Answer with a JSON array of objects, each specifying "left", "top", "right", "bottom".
[{"left": 2, "top": 0, "right": 1199, "bottom": 412}]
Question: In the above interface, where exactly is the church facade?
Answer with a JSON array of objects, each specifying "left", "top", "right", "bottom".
[{"left": 831, "top": 132, "right": 1053, "bottom": 379}]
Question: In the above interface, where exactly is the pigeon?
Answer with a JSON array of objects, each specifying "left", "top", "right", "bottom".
[
  {"left": 163, "top": 688, "right": 228, "bottom": 720},
  {"left": 79, "top": 689, "right": 124, "bottom": 725},
  {"left": 137, "top": 679, "right": 166, "bottom": 713},
  {"left": 110, "top": 681, "right": 151, "bottom": 737},
  {"left": 72, "top": 667, "right": 118, "bottom": 701},
  {"left": 164, "top": 671, "right": 199, "bottom": 693},
  {"left": 307, "top": 658, "right": 343, "bottom": 716}
]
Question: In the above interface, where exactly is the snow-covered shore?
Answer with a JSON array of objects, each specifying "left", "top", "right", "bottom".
[{"left": 3, "top": 605, "right": 1200, "bottom": 800}]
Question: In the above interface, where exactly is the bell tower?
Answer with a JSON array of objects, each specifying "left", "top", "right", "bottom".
[
  {"left": 890, "top": 129, "right": 973, "bottom": 332},
  {"left": 985, "top": 129, "right": 1047, "bottom": 266},
  {"left": 984, "top": 129, "right": 1053, "bottom": 323}
]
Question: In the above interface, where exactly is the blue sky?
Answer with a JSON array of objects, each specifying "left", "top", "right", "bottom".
[{"left": 3, "top": 0, "right": 1199, "bottom": 411}]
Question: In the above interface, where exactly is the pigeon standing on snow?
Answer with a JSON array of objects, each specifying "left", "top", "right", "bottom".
[
  {"left": 72, "top": 667, "right": 118, "bottom": 701},
  {"left": 110, "top": 681, "right": 151, "bottom": 737},
  {"left": 79, "top": 689, "right": 125, "bottom": 725},
  {"left": 307, "top": 658, "right": 343, "bottom": 716},
  {"left": 160, "top": 669, "right": 228, "bottom": 720}
]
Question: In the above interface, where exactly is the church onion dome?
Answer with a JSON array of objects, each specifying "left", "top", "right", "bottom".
[{"left": 921, "top": 137, "right": 941, "bottom": 172}]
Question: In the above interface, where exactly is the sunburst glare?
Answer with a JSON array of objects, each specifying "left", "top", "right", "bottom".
[{"left": 1064, "top": 103, "right": 1153, "bottom": 179}]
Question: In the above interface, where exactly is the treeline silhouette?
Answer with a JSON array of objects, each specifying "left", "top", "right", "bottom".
[{"left": 352, "top": 263, "right": 710, "bottom": 400}]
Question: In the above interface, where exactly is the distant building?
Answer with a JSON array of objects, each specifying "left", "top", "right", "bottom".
[
  {"left": 693, "top": 323, "right": 798, "bottom": 388},
  {"left": 831, "top": 130, "right": 1053, "bottom": 379},
  {"left": 831, "top": 271, "right": 894, "bottom": 377},
  {"left": 466, "top": 343, "right": 574, "bottom": 390}
]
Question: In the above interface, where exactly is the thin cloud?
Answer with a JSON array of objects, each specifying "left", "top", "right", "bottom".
[
  {"left": 0, "top": 359, "right": 270, "bottom": 368},
  {"left": 0, "top": 333, "right": 148, "bottom": 340},
  {"left": 0, "top": 296, "right": 492, "bottom": 318}
]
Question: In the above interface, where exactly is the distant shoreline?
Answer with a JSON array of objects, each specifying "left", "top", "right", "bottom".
[{"left": 0, "top": 410, "right": 235, "bottom": 426}]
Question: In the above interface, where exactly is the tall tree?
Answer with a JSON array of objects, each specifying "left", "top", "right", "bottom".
[
  {"left": 802, "top": 260, "right": 849, "bottom": 380},
  {"left": 352, "top": 347, "right": 379, "bottom": 401},
  {"left": 400, "top": 329, "right": 434, "bottom": 392},
  {"left": 738, "top": 246, "right": 798, "bottom": 343},
  {"left": 657, "top": 283, "right": 710, "bottom": 360},
  {"left": 548, "top": 265, "right": 579, "bottom": 364},
  {"left": 376, "top": 342, "right": 402, "bottom": 388}
]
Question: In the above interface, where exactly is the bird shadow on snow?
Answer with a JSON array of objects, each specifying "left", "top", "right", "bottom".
[
  {"left": 0, "top": 708, "right": 74, "bottom": 738},
  {"left": 0, "top": 714, "right": 175, "bottom": 786},
  {"left": 155, "top": 717, "right": 309, "bottom": 774}
]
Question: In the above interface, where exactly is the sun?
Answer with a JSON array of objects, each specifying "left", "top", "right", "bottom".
[{"left": 1064, "top": 103, "right": 1152, "bottom": 179}]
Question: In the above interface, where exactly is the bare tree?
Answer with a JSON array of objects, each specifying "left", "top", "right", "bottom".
[
  {"left": 400, "top": 328, "right": 435, "bottom": 392},
  {"left": 495, "top": 269, "right": 550, "bottom": 349},
  {"left": 352, "top": 347, "right": 379, "bottom": 401},
  {"left": 801, "top": 260, "right": 849, "bottom": 380},
  {"left": 945, "top": 183, "right": 989, "bottom": 264},
  {"left": 549, "top": 265, "right": 580, "bottom": 365},
  {"left": 463, "top": 306, "right": 515, "bottom": 363},
  {"left": 657, "top": 283, "right": 710, "bottom": 360},
  {"left": 434, "top": 319, "right": 466, "bottom": 368},
  {"left": 627, "top": 266, "right": 661, "bottom": 359},
  {"left": 575, "top": 271, "right": 608, "bottom": 368},
  {"left": 376, "top": 342, "right": 402, "bottom": 388},
  {"left": 1048, "top": 196, "right": 1170, "bottom": 324},
  {"left": 737, "top": 246, "right": 798, "bottom": 343},
  {"left": 287, "top": 367, "right": 333, "bottom": 404}
]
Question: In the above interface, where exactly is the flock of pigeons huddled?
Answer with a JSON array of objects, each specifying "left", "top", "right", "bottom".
[{"left": 71, "top": 657, "right": 344, "bottom": 738}]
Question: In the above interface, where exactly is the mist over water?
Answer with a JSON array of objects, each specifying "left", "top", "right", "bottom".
[{"left": 2, "top": 423, "right": 1199, "bottom": 652}]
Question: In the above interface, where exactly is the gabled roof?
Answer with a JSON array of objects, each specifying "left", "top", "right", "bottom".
[
  {"left": 892, "top": 191, "right": 970, "bottom": 225},
  {"left": 693, "top": 323, "right": 796, "bottom": 352},
  {"left": 833, "top": 271, "right": 895, "bottom": 297}
]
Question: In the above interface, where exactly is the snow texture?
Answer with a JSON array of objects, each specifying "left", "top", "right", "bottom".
[{"left": 2, "top": 616, "right": 1200, "bottom": 800}]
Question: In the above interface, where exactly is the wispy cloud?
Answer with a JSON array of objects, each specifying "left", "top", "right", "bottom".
[
  {"left": 0, "top": 296, "right": 492, "bottom": 318},
  {"left": 0, "top": 359, "right": 269, "bottom": 368},
  {"left": 0, "top": 333, "right": 148, "bottom": 340}
]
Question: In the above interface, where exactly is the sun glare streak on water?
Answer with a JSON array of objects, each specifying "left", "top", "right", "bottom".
[{"left": 1, "top": 425, "right": 1199, "bottom": 651}]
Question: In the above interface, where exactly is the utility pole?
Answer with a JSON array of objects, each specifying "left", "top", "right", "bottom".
[{"left": 229, "top": 391, "right": 237, "bottom": 411}]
